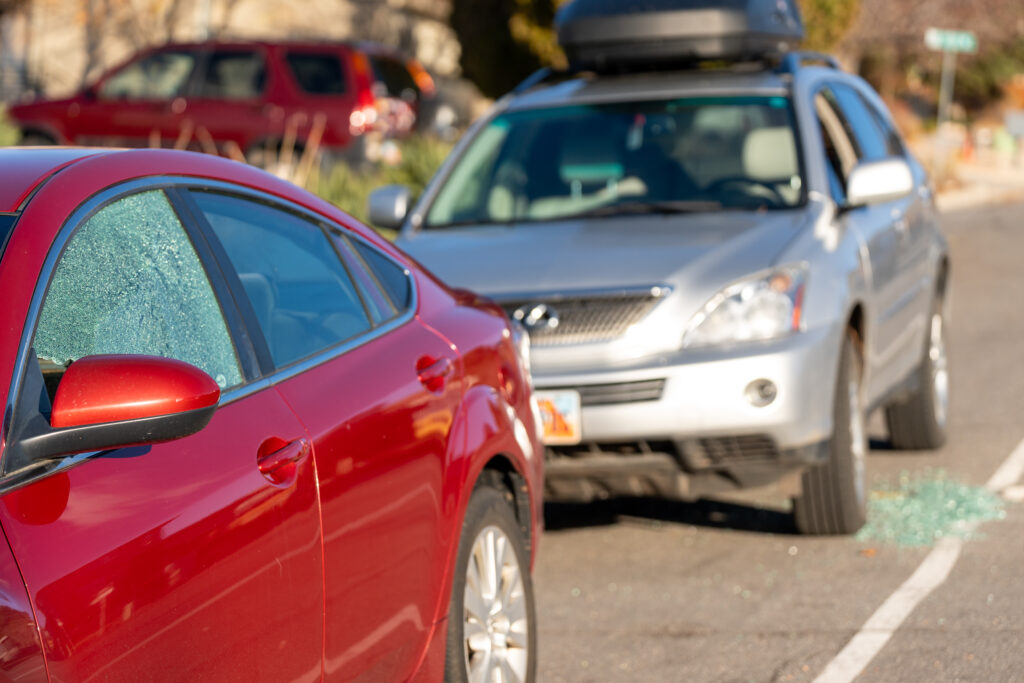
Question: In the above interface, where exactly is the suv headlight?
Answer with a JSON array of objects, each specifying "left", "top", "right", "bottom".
[{"left": 682, "top": 264, "right": 807, "bottom": 348}]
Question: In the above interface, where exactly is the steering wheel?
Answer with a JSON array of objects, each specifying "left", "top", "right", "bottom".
[{"left": 704, "top": 177, "right": 787, "bottom": 208}]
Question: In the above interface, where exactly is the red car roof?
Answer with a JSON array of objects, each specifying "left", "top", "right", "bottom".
[{"left": 0, "top": 148, "right": 112, "bottom": 212}]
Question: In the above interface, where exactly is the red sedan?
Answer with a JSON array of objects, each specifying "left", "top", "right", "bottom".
[{"left": 0, "top": 148, "right": 542, "bottom": 682}]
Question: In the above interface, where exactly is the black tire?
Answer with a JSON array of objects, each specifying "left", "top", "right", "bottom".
[
  {"left": 445, "top": 484, "right": 537, "bottom": 683},
  {"left": 19, "top": 132, "right": 55, "bottom": 146},
  {"left": 794, "top": 333, "right": 868, "bottom": 535},
  {"left": 885, "top": 297, "right": 949, "bottom": 450}
]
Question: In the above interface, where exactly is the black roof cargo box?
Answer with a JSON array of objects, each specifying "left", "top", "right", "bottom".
[{"left": 556, "top": 0, "right": 805, "bottom": 70}]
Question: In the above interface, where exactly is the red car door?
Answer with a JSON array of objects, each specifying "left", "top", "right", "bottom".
[
  {"left": 0, "top": 188, "right": 324, "bottom": 681},
  {"left": 180, "top": 47, "right": 273, "bottom": 156},
  {"left": 187, "top": 190, "right": 463, "bottom": 680}
]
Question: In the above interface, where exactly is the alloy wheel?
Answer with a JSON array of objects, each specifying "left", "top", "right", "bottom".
[{"left": 463, "top": 525, "right": 530, "bottom": 683}]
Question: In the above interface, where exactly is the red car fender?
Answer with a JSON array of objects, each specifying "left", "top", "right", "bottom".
[{"left": 433, "top": 381, "right": 539, "bottom": 623}]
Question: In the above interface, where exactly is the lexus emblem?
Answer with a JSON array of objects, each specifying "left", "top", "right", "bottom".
[{"left": 513, "top": 303, "right": 560, "bottom": 331}]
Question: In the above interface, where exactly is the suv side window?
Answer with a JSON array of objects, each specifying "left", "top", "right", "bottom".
[
  {"left": 99, "top": 51, "right": 197, "bottom": 100},
  {"left": 190, "top": 192, "right": 372, "bottom": 368},
  {"left": 33, "top": 190, "right": 243, "bottom": 396},
  {"left": 814, "top": 89, "right": 861, "bottom": 204},
  {"left": 198, "top": 50, "right": 266, "bottom": 99},
  {"left": 830, "top": 83, "right": 890, "bottom": 162},
  {"left": 285, "top": 52, "right": 348, "bottom": 95}
]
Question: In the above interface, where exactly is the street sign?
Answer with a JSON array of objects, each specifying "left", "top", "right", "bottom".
[{"left": 925, "top": 28, "right": 978, "bottom": 54}]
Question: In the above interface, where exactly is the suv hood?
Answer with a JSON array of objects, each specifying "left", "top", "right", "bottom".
[{"left": 398, "top": 210, "right": 809, "bottom": 297}]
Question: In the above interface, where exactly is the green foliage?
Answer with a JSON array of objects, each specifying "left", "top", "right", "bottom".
[
  {"left": 0, "top": 108, "right": 20, "bottom": 146},
  {"left": 797, "top": 0, "right": 860, "bottom": 52},
  {"left": 450, "top": 0, "right": 564, "bottom": 98},
  {"left": 314, "top": 136, "right": 453, "bottom": 238},
  {"left": 949, "top": 39, "right": 1024, "bottom": 112}
]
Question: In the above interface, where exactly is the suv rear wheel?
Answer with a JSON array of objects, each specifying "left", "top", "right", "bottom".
[
  {"left": 885, "top": 296, "right": 949, "bottom": 450},
  {"left": 794, "top": 332, "right": 868, "bottom": 535},
  {"left": 445, "top": 483, "right": 537, "bottom": 683}
]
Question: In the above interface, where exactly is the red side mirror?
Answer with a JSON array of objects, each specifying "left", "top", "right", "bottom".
[{"left": 51, "top": 355, "right": 221, "bottom": 429}]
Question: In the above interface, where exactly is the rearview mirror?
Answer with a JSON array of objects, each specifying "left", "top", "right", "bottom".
[
  {"left": 845, "top": 158, "right": 914, "bottom": 208},
  {"left": 18, "top": 354, "right": 221, "bottom": 462},
  {"left": 368, "top": 184, "right": 412, "bottom": 230}
]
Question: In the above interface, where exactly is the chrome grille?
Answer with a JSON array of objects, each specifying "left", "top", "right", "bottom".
[
  {"left": 546, "top": 379, "right": 666, "bottom": 406},
  {"left": 497, "top": 286, "right": 669, "bottom": 346}
]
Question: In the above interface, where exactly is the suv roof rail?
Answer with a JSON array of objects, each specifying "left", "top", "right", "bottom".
[
  {"left": 777, "top": 51, "right": 842, "bottom": 73},
  {"left": 512, "top": 67, "right": 559, "bottom": 94}
]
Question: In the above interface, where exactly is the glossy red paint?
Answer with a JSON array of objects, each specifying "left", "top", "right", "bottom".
[
  {"left": 50, "top": 355, "right": 221, "bottom": 429},
  {"left": 0, "top": 148, "right": 542, "bottom": 680},
  {"left": 0, "top": 528, "right": 47, "bottom": 680}
]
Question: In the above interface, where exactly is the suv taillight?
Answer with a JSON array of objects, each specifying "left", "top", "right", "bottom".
[{"left": 347, "top": 50, "right": 378, "bottom": 136}]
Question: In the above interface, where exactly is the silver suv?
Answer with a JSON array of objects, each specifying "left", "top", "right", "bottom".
[{"left": 375, "top": 53, "right": 949, "bottom": 534}]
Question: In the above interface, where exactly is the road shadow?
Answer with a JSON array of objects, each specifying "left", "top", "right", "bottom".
[{"left": 544, "top": 496, "right": 797, "bottom": 535}]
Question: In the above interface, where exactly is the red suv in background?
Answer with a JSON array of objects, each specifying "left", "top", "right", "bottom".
[{"left": 8, "top": 40, "right": 435, "bottom": 163}]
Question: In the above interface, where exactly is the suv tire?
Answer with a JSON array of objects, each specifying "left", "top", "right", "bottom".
[
  {"left": 885, "top": 297, "right": 949, "bottom": 450},
  {"left": 794, "top": 332, "right": 868, "bottom": 535},
  {"left": 445, "top": 483, "right": 537, "bottom": 683}
]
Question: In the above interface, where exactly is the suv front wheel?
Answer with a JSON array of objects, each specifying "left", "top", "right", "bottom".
[{"left": 794, "top": 332, "right": 869, "bottom": 535}]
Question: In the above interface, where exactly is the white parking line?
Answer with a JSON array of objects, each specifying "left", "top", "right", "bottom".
[{"left": 813, "top": 438, "right": 1024, "bottom": 683}]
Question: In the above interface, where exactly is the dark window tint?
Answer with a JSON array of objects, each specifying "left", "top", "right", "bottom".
[
  {"left": 286, "top": 52, "right": 347, "bottom": 95},
  {"left": 352, "top": 239, "right": 412, "bottom": 310},
  {"left": 831, "top": 84, "right": 889, "bottom": 162},
  {"left": 191, "top": 192, "right": 372, "bottom": 367},
  {"left": 370, "top": 56, "right": 419, "bottom": 101},
  {"left": 199, "top": 51, "right": 266, "bottom": 99}
]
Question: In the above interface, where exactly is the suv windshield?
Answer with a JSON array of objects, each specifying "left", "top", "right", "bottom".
[{"left": 425, "top": 95, "right": 804, "bottom": 228}]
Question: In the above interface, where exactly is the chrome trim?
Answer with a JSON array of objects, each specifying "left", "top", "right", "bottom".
[
  {"left": 0, "top": 175, "right": 419, "bottom": 493},
  {"left": 488, "top": 284, "right": 672, "bottom": 304}
]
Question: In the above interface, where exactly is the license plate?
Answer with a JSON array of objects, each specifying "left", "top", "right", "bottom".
[{"left": 534, "top": 390, "right": 582, "bottom": 445}]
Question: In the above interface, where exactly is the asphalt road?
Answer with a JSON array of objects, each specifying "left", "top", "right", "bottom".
[{"left": 533, "top": 200, "right": 1024, "bottom": 682}]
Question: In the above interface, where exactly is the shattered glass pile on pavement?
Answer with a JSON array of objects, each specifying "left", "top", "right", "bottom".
[{"left": 856, "top": 469, "right": 1006, "bottom": 547}]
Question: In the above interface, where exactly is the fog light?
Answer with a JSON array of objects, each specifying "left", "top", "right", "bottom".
[{"left": 745, "top": 379, "right": 777, "bottom": 407}]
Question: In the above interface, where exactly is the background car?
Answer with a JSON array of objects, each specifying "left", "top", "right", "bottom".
[
  {"left": 0, "top": 147, "right": 540, "bottom": 681},
  {"left": 8, "top": 39, "right": 436, "bottom": 165},
  {"left": 375, "top": 5, "right": 949, "bottom": 536}
]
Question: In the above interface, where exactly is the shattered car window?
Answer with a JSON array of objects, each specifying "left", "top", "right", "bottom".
[{"left": 33, "top": 190, "right": 243, "bottom": 392}]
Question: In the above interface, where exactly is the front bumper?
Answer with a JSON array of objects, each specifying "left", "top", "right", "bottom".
[{"left": 533, "top": 323, "right": 845, "bottom": 497}]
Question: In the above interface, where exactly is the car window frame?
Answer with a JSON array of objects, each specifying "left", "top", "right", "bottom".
[
  {"left": 0, "top": 179, "right": 260, "bottom": 493},
  {"left": 828, "top": 82, "right": 892, "bottom": 163},
  {"left": 175, "top": 182, "right": 418, "bottom": 382},
  {"left": 0, "top": 176, "right": 419, "bottom": 495}
]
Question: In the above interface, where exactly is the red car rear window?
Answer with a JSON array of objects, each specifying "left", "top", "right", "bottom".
[{"left": 285, "top": 52, "right": 348, "bottom": 95}]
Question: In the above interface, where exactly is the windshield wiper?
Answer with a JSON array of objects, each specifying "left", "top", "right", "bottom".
[{"left": 567, "top": 199, "right": 723, "bottom": 219}]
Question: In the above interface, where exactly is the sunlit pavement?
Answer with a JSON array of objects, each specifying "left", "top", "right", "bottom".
[{"left": 534, "top": 199, "right": 1024, "bottom": 682}]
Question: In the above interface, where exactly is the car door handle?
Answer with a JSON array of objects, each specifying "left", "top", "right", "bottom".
[
  {"left": 417, "top": 355, "right": 452, "bottom": 393},
  {"left": 257, "top": 438, "right": 311, "bottom": 483}
]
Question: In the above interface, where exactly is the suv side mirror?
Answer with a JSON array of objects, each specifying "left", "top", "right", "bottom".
[
  {"left": 18, "top": 355, "right": 220, "bottom": 463},
  {"left": 845, "top": 158, "right": 914, "bottom": 208},
  {"left": 368, "top": 185, "right": 412, "bottom": 230}
]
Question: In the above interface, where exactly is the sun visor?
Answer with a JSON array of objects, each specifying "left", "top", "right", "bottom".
[{"left": 556, "top": 0, "right": 805, "bottom": 70}]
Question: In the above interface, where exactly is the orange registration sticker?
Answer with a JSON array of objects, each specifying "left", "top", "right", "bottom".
[{"left": 533, "top": 390, "right": 582, "bottom": 445}]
